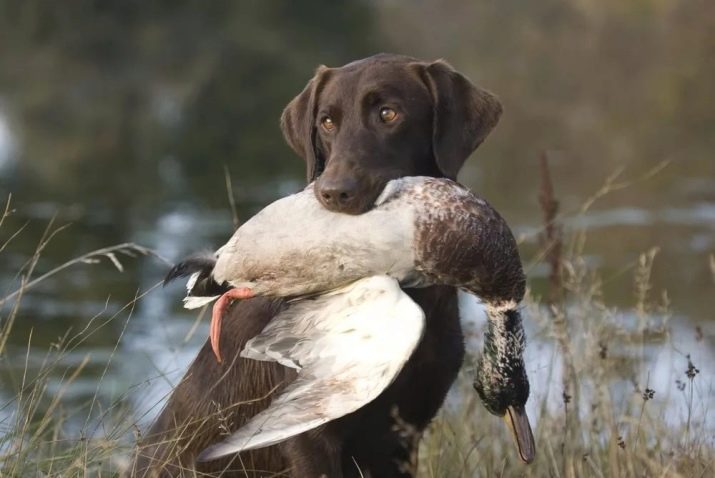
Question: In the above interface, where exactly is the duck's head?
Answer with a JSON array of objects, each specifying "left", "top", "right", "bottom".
[{"left": 473, "top": 305, "right": 535, "bottom": 464}]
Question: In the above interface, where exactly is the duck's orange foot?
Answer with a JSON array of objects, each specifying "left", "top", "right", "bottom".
[{"left": 210, "top": 287, "right": 255, "bottom": 363}]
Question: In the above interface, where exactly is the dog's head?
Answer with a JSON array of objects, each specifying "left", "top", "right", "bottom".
[{"left": 281, "top": 53, "right": 502, "bottom": 214}]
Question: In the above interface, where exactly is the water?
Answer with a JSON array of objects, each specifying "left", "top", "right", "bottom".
[
  {"left": 458, "top": 295, "right": 715, "bottom": 436},
  {"left": 0, "top": 0, "right": 713, "bottom": 453}
]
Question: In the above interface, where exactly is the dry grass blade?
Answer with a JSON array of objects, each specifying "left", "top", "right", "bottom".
[
  {"left": 579, "top": 160, "right": 670, "bottom": 215},
  {"left": 0, "top": 242, "right": 170, "bottom": 307},
  {"left": 224, "top": 164, "right": 241, "bottom": 230},
  {"left": 0, "top": 193, "right": 13, "bottom": 230},
  {"left": 0, "top": 194, "right": 30, "bottom": 254},
  {"left": 538, "top": 152, "right": 564, "bottom": 307}
]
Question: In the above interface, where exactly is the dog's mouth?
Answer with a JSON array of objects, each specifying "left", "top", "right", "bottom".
[
  {"left": 315, "top": 192, "right": 376, "bottom": 215},
  {"left": 312, "top": 164, "right": 399, "bottom": 215}
]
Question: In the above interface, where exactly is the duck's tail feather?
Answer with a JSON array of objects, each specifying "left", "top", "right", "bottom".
[
  {"left": 164, "top": 254, "right": 216, "bottom": 285},
  {"left": 164, "top": 253, "right": 231, "bottom": 308}
]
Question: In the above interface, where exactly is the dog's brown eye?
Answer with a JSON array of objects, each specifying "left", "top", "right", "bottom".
[
  {"left": 379, "top": 107, "right": 398, "bottom": 123},
  {"left": 320, "top": 116, "right": 335, "bottom": 132}
]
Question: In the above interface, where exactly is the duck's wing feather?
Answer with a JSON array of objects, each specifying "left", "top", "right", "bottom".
[
  {"left": 196, "top": 275, "right": 425, "bottom": 461},
  {"left": 182, "top": 271, "right": 220, "bottom": 309}
]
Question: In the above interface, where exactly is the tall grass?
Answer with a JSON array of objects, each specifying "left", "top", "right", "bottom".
[
  {"left": 0, "top": 195, "right": 165, "bottom": 475},
  {"left": 0, "top": 159, "right": 713, "bottom": 478},
  {"left": 418, "top": 159, "right": 714, "bottom": 477},
  {"left": 418, "top": 256, "right": 713, "bottom": 477}
]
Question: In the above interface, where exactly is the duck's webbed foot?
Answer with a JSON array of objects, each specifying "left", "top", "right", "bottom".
[{"left": 210, "top": 287, "right": 255, "bottom": 363}]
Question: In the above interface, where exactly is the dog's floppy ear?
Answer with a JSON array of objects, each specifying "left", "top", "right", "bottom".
[
  {"left": 416, "top": 60, "right": 502, "bottom": 180},
  {"left": 280, "top": 65, "right": 332, "bottom": 182}
]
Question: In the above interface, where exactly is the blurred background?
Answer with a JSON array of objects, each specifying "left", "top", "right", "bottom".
[{"left": 0, "top": 0, "right": 713, "bottom": 462}]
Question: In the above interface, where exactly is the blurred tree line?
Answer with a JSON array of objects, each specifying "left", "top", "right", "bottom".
[
  {"left": 377, "top": 0, "right": 714, "bottom": 209},
  {"left": 1, "top": 0, "right": 713, "bottom": 213},
  {"left": 0, "top": 0, "right": 379, "bottom": 216}
]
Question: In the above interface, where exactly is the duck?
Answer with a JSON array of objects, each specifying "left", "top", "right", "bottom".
[{"left": 165, "top": 176, "right": 535, "bottom": 464}]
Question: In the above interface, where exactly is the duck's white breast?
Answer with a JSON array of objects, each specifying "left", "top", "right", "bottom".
[{"left": 212, "top": 184, "right": 417, "bottom": 296}]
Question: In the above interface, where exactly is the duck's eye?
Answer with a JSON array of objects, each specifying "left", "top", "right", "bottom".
[
  {"left": 379, "top": 107, "right": 398, "bottom": 123},
  {"left": 320, "top": 116, "right": 335, "bottom": 132}
]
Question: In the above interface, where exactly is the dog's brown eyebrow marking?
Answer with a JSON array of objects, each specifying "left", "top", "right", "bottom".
[
  {"left": 316, "top": 106, "right": 343, "bottom": 124},
  {"left": 362, "top": 85, "right": 406, "bottom": 102}
]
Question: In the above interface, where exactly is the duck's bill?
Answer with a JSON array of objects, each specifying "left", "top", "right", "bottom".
[{"left": 503, "top": 405, "right": 535, "bottom": 464}]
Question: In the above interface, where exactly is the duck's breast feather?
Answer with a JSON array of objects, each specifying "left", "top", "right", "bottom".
[{"left": 212, "top": 187, "right": 417, "bottom": 295}]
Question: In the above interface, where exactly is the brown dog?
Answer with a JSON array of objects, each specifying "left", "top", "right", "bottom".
[{"left": 129, "top": 53, "right": 501, "bottom": 477}]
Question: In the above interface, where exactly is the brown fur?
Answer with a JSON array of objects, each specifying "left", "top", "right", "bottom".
[{"left": 130, "top": 53, "right": 501, "bottom": 477}]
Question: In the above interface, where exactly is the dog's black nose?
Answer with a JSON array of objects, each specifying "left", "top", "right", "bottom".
[{"left": 317, "top": 177, "right": 359, "bottom": 211}]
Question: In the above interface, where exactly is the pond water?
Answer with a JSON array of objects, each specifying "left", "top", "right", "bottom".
[{"left": 0, "top": 0, "right": 713, "bottom": 458}]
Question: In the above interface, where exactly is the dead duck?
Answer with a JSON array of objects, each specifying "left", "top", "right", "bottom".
[{"left": 165, "top": 176, "right": 535, "bottom": 463}]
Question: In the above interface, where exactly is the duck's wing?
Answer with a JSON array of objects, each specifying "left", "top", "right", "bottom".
[{"left": 196, "top": 275, "right": 425, "bottom": 462}]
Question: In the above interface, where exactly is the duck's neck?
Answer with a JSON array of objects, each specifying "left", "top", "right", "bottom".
[{"left": 479, "top": 303, "right": 526, "bottom": 386}]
